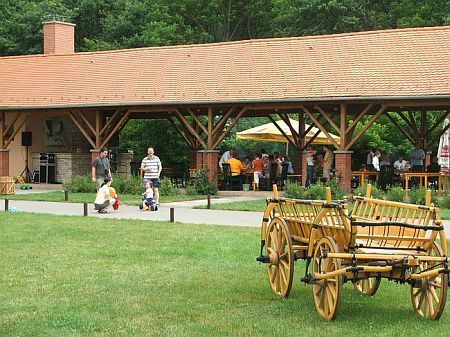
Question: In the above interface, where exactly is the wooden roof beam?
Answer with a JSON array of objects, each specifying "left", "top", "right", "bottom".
[
  {"left": 345, "top": 106, "right": 387, "bottom": 150},
  {"left": 67, "top": 111, "right": 96, "bottom": 148},
  {"left": 267, "top": 114, "right": 298, "bottom": 149},
  {"left": 213, "top": 108, "right": 246, "bottom": 149},
  {"left": 301, "top": 105, "right": 340, "bottom": 149}
]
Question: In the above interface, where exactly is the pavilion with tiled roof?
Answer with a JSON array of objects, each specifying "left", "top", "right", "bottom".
[{"left": 0, "top": 21, "right": 449, "bottom": 189}]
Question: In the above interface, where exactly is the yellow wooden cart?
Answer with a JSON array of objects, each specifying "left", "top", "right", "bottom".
[{"left": 257, "top": 185, "right": 449, "bottom": 320}]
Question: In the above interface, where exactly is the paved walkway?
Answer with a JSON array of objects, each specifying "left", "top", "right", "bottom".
[{"left": 2, "top": 198, "right": 450, "bottom": 236}]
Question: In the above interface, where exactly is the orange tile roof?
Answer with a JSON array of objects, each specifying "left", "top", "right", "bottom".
[{"left": 0, "top": 26, "right": 449, "bottom": 109}]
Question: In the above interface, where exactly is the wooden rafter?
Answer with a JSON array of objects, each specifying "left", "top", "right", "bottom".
[
  {"left": 408, "top": 111, "right": 421, "bottom": 137},
  {"left": 187, "top": 108, "right": 208, "bottom": 135},
  {"left": 267, "top": 115, "right": 297, "bottom": 149},
  {"left": 303, "top": 129, "right": 322, "bottom": 149},
  {"left": 100, "top": 110, "right": 122, "bottom": 135},
  {"left": 345, "top": 106, "right": 387, "bottom": 150},
  {"left": 67, "top": 111, "right": 96, "bottom": 148},
  {"left": 298, "top": 111, "right": 305, "bottom": 150},
  {"left": 345, "top": 103, "right": 374, "bottom": 137},
  {"left": 78, "top": 111, "right": 96, "bottom": 135},
  {"left": 168, "top": 117, "right": 195, "bottom": 148},
  {"left": 3, "top": 111, "right": 22, "bottom": 139},
  {"left": 212, "top": 107, "right": 235, "bottom": 135},
  {"left": 213, "top": 108, "right": 246, "bottom": 149},
  {"left": 175, "top": 109, "right": 207, "bottom": 148},
  {"left": 100, "top": 110, "right": 130, "bottom": 148},
  {"left": 424, "top": 110, "right": 449, "bottom": 139},
  {"left": 4, "top": 112, "right": 30, "bottom": 148},
  {"left": 278, "top": 113, "right": 301, "bottom": 148},
  {"left": 301, "top": 106, "right": 340, "bottom": 149},
  {"left": 397, "top": 111, "right": 420, "bottom": 139},
  {"left": 385, "top": 113, "right": 415, "bottom": 145},
  {"left": 315, "top": 105, "right": 339, "bottom": 134}
]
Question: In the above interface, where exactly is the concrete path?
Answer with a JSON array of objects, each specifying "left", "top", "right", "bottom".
[
  {"left": 0, "top": 198, "right": 263, "bottom": 228},
  {"left": 2, "top": 198, "right": 450, "bottom": 237}
]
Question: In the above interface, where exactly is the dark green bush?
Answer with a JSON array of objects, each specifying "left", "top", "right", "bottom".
[
  {"left": 329, "top": 179, "right": 348, "bottom": 200},
  {"left": 408, "top": 187, "right": 438, "bottom": 205},
  {"left": 385, "top": 186, "right": 406, "bottom": 202},
  {"left": 193, "top": 170, "right": 217, "bottom": 195},
  {"left": 159, "top": 177, "right": 178, "bottom": 196},
  {"left": 353, "top": 183, "right": 384, "bottom": 199},
  {"left": 438, "top": 193, "right": 450, "bottom": 208},
  {"left": 285, "top": 181, "right": 306, "bottom": 199},
  {"left": 64, "top": 174, "right": 143, "bottom": 194},
  {"left": 185, "top": 185, "right": 198, "bottom": 195},
  {"left": 304, "top": 183, "right": 327, "bottom": 200}
]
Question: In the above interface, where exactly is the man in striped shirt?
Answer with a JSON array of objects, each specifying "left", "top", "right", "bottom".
[{"left": 141, "top": 147, "right": 162, "bottom": 205}]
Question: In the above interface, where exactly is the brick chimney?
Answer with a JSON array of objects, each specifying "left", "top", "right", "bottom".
[{"left": 42, "top": 21, "right": 75, "bottom": 54}]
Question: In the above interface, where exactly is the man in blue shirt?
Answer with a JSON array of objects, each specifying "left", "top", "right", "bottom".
[{"left": 410, "top": 141, "right": 425, "bottom": 172}]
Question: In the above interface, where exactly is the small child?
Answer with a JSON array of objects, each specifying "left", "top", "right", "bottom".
[{"left": 140, "top": 180, "right": 158, "bottom": 211}]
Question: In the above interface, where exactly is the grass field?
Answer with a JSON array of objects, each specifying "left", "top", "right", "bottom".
[
  {"left": 0, "top": 191, "right": 210, "bottom": 206},
  {"left": 1, "top": 213, "right": 449, "bottom": 337}
]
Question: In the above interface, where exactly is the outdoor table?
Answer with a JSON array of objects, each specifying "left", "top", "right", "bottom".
[
  {"left": 440, "top": 171, "right": 450, "bottom": 192},
  {"left": 351, "top": 171, "right": 379, "bottom": 186},
  {"left": 403, "top": 172, "right": 442, "bottom": 192}
]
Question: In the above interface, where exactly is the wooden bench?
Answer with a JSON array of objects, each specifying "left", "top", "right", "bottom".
[{"left": 257, "top": 185, "right": 449, "bottom": 321}]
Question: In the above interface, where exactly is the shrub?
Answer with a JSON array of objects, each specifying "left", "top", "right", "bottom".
[
  {"left": 385, "top": 186, "right": 406, "bottom": 202},
  {"left": 304, "top": 183, "right": 327, "bottom": 200},
  {"left": 408, "top": 187, "right": 438, "bottom": 205},
  {"left": 193, "top": 170, "right": 217, "bottom": 195},
  {"left": 159, "top": 177, "right": 178, "bottom": 196},
  {"left": 438, "top": 193, "right": 450, "bottom": 208},
  {"left": 64, "top": 174, "right": 96, "bottom": 193},
  {"left": 185, "top": 185, "right": 197, "bottom": 195},
  {"left": 285, "top": 181, "right": 306, "bottom": 199},
  {"left": 329, "top": 179, "right": 348, "bottom": 200},
  {"left": 353, "top": 183, "right": 384, "bottom": 199}
]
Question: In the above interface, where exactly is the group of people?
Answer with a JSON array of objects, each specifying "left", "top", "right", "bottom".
[
  {"left": 365, "top": 141, "right": 440, "bottom": 173},
  {"left": 219, "top": 148, "right": 293, "bottom": 190},
  {"left": 304, "top": 145, "right": 334, "bottom": 187},
  {"left": 91, "top": 147, "right": 162, "bottom": 213}
]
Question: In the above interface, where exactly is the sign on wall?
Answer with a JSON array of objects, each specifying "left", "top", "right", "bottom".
[{"left": 44, "top": 118, "right": 72, "bottom": 152}]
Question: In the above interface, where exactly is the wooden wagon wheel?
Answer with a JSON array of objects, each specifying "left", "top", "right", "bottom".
[
  {"left": 312, "top": 236, "right": 343, "bottom": 321},
  {"left": 353, "top": 277, "right": 381, "bottom": 296},
  {"left": 266, "top": 217, "right": 294, "bottom": 298},
  {"left": 410, "top": 242, "right": 448, "bottom": 320}
]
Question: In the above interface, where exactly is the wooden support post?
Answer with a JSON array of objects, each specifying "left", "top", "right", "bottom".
[
  {"left": 170, "top": 207, "right": 175, "bottom": 222},
  {"left": 83, "top": 203, "right": 88, "bottom": 216},
  {"left": 64, "top": 190, "right": 69, "bottom": 201},
  {"left": 5, "top": 199, "right": 9, "bottom": 211},
  {"left": 425, "top": 190, "right": 431, "bottom": 207},
  {"left": 207, "top": 194, "right": 211, "bottom": 209}
]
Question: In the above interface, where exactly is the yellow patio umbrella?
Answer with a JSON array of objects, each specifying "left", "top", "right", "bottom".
[{"left": 236, "top": 118, "right": 340, "bottom": 146}]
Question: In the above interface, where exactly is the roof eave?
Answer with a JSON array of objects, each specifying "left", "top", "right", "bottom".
[{"left": 1, "top": 95, "right": 450, "bottom": 111}]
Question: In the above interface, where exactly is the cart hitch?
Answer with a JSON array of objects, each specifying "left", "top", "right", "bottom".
[
  {"left": 300, "top": 274, "right": 315, "bottom": 284},
  {"left": 256, "top": 255, "right": 270, "bottom": 263}
]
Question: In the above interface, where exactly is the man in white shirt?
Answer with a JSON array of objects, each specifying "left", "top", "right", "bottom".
[
  {"left": 219, "top": 148, "right": 235, "bottom": 171},
  {"left": 393, "top": 156, "right": 408, "bottom": 170},
  {"left": 373, "top": 151, "right": 381, "bottom": 171},
  {"left": 141, "top": 147, "right": 162, "bottom": 204}
]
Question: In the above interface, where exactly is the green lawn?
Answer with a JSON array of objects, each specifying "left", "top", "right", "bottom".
[
  {"left": 0, "top": 191, "right": 210, "bottom": 206},
  {"left": 1, "top": 213, "right": 449, "bottom": 337}
]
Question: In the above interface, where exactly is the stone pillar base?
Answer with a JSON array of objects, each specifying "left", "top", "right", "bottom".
[
  {"left": 0, "top": 149, "right": 10, "bottom": 176},
  {"left": 293, "top": 150, "right": 304, "bottom": 186},
  {"left": 117, "top": 152, "right": 134, "bottom": 179},
  {"left": 189, "top": 149, "right": 201, "bottom": 170},
  {"left": 334, "top": 151, "right": 353, "bottom": 191}
]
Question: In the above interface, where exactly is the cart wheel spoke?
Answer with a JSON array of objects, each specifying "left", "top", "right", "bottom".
[
  {"left": 410, "top": 242, "right": 448, "bottom": 320},
  {"left": 312, "top": 237, "right": 342, "bottom": 321},
  {"left": 265, "top": 218, "right": 294, "bottom": 298}
]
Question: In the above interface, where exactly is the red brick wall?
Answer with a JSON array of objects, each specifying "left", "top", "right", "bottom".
[
  {"left": 43, "top": 21, "right": 75, "bottom": 54},
  {"left": 334, "top": 151, "right": 353, "bottom": 191},
  {"left": 0, "top": 150, "right": 10, "bottom": 176}
]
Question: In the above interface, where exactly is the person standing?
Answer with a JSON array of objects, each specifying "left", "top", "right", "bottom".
[
  {"left": 305, "top": 146, "right": 316, "bottom": 187},
  {"left": 410, "top": 141, "right": 426, "bottom": 172},
  {"left": 372, "top": 151, "right": 381, "bottom": 171},
  {"left": 91, "top": 147, "right": 112, "bottom": 191},
  {"left": 366, "top": 149, "right": 375, "bottom": 171},
  {"left": 141, "top": 147, "right": 162, "bottom": 205},
  {"left": 323, "top": 145, "right": 334, "bottom": 183},
  {"left": 252, "top": 154, "right": 264, "bottom": 190}
]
